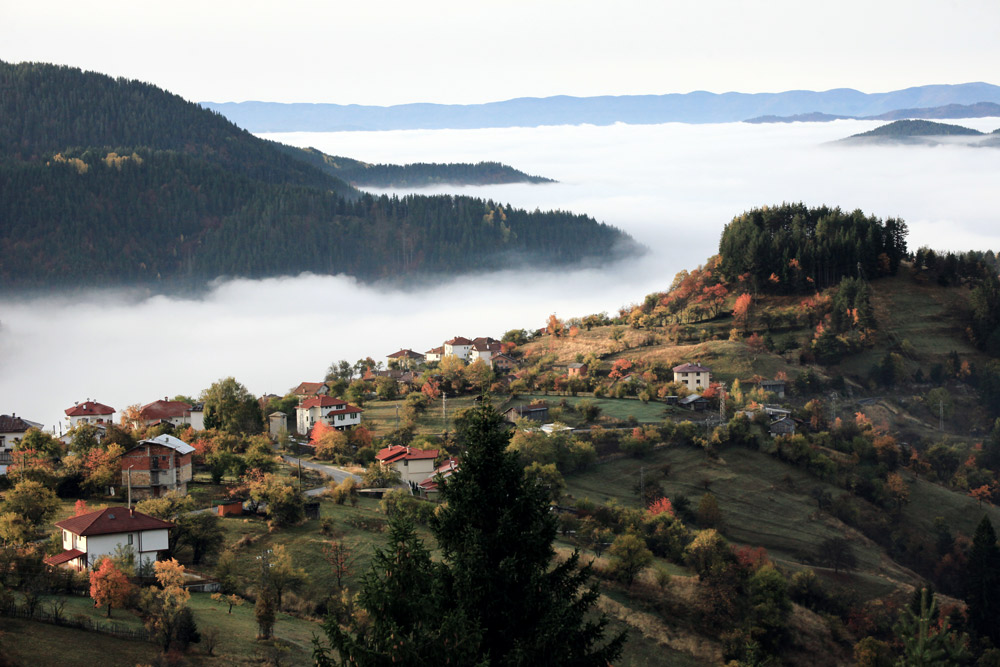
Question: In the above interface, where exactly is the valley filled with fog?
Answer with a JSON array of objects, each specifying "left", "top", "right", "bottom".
[{"left": 3, "top": 118, "right": 1000, "bottom": 430}]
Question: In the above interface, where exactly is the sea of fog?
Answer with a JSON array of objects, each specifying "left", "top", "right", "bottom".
[{"left": 3, "top": 118, "right": 1000, "bottom": 431}]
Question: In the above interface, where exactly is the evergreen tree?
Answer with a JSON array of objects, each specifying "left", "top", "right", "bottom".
[
  {"left": 893, "top": 588, "right": 969, "bottom": 666},
  {"left": 316, "top": 400, "right": 625, "bottom": 666},
  {"left": 432, "top": 399, "right": 625, "bottom": 666},
  {"left": 314, "top": 516, "right": 477, "bottom": 666},
  {"left": 966, "top": 516, "right": 1000, "bottom": 646}
]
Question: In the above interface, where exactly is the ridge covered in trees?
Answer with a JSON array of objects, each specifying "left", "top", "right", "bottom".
[
  {"left": 282, "top": 145, "right": 554, "bottom": 187},
  {"left": 718, "top": 203, "right": 908, "bottom": 293},
  {"left": 0, "top": 61, "right": 634, "bottom": 291}
]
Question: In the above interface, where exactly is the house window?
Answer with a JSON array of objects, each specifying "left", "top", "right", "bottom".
[
  {"left": 128, "top": 534, "right": 134, "bottom": 545},
  {"left": 338, "top": 414, "right": 345, "bottom": 421}
]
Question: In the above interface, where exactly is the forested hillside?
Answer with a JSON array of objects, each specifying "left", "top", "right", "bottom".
[
  {"left": 718, "top": 203, "right": 908, "bottom": 292},
  {"left": 282, "top": 146, "right": 553, "bottom": 187},
  {"left": 0, "top": 61, "right": 633, "bottom": 290}
]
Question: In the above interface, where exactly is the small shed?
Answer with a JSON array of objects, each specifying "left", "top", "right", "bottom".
[
  {"left": 759, "top": 380, "right": 786, "bottom": 399},
  {"left": 269, "top": 411, "right": 288, "bottom": 439},
  {"left": 769, "top": 417, "right": 796, "bottom": 436},
  {"left": 678, "top": 394, "right": 709, "bottom": 411},
  {"left": 216, "top": 499, "right": 244, "bottom": 517}
]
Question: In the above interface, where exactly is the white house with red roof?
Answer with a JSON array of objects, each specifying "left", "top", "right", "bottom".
[
  {"left": 45, "top": 507, "right": 173, "bottom": 572},
  {"left": 443, "top": 336, "right": 474, "bottom": 361},
  {"left": 375, "top": 445, "right": 439, "bottom": 485},
  {"left": 417, "top": 457, "right": 459, "bottom": 498},
  {"left": 469, "top": 338, "right": 502, "bottom": 364},
  {"left": 64, "top": 400, "right": 116, "bottom": 428},
  {"left": 0, "top": 414, "right": 41, "bottom": 474},
  {"left": 673, "top": 362, "right": 712, "bottom": 392},
  {"left": 296, "top": 396, "right": 363, "bottom": 435},
  {"left": 425, "top": 346, "right": 444, "bottom": 363},
  {"left": 137, "top": 399, "right": 204, "bottom": 430}
]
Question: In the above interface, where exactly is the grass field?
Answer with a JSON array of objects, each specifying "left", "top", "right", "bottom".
[
  {"left": 357, "top": 394, "right": 480, "bottom": 435},
  {"left": 564, "top": 443, "right": 921, "bottom": 593},
  {"left": 511, "top": 393, "right": 669, "bottom": 425}
]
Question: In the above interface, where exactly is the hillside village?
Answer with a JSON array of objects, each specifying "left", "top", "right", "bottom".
[{"left": 4, "top": 206, "right": 1000, "bottom": 665}]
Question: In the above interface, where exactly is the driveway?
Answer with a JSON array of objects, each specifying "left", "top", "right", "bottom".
[{"left": 281, "top": 454, "right": 362, "bottom": 496}]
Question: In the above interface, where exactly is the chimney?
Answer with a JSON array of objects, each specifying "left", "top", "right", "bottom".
[{"left": 130, "top": 508, "right": 135, "bottom": 518}]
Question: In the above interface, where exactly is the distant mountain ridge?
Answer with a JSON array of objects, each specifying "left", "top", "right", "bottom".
[
  {"left": 202, "top": 83, "right": 1000, "bottom": 132},
  {"left": 746, "top": 101, "right": 1000, "bottom": 124}
]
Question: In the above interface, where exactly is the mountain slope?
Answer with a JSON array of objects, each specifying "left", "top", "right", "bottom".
[{"left": 0, "top": 62, "right": 635, "bottom": 291}]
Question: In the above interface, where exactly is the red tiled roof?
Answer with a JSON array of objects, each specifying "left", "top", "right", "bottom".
[
  {"left": 376, "top": 445, "right": 439, "bottom": 463},
  {"left": 426, "top": 346, "right": 444, "bottom": 354},
  {"left": 0, "top": 415, "right": 34, "bottom": 433},
  {"left": 65, "top": 401, "right": 115, "bottom": 417},
  {"left": 55, "top": 507, "right": 173, "bottom": 537},
  {"left": 139, "top": 400, "right": 191, "bottom": 421},
  {"left": 326, "top": 405, "right": 363, "bottom": 416},
  {"left": 299, "top": 396, "right": 349, "bottom": 410},
  {"left": 387, "top": 349, "right": 424, "bottom": 359},
  {"left": 44, "top": 549, "right": 85, "bottom": 566},
  {"left": 294, "top": 382, "right": 326, "bottom": 396},
  {"left": 673, "top": 363, "right": 711, "bottom": 373},
  {"left": 445, "top": 336, "right": 472, "bottom": 346}
]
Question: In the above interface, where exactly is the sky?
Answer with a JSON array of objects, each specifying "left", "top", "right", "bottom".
[{"left": 3, "top": 0, "right": 999, "bottom": 106}]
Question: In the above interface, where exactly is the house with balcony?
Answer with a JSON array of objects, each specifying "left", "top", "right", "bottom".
[
  {"left": 296, "top": 396, "right": 363, "bottom": 435},
  {"left": 120, "top": 434, "right": 195, "bottom": 499},
  {"left": 45, "top": 507, "right": 173, "bottom": 572},
  {"left": 64, "top": 400, "right": 116, "bottom": 428},
  {"left": 0, "top": 414, "right": 41, "bottom": 474}
]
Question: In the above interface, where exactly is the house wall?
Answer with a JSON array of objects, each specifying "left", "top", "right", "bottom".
[
  {"left": 87, "top": 529, "right": 169, "bottom": 569},
  {"left": 327, "top": 411, "right": 361, "bottom": 430},
  {"left": 69, "top": 414, "right": 114, "bottom": 427},
  {"left": 391, "top": 458, "right": 437, "bottom": 484},
  {"left": 188, "top": 411, "right": 205, "bottom": 431},
  {"left": 121, "top": 445, "right": 192, "bottom": 497},
  {"left": 675, "top": 371, "right": 710, "bottom": 391}
]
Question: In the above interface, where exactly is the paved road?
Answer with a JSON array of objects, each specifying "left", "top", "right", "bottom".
[{"left": 281, "top": 454, "right": 362, "bottom": 496}]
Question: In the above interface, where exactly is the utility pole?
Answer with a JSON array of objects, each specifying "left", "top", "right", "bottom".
[
  {"left": 127, "top": 465, "right": 134, "bottom": 508},
  {"left": 442, "top": 392, "right": 448, "bottom": 433}
]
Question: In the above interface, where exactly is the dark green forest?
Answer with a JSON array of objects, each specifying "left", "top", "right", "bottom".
[
  {"left": 0, "top": 61, "right": 633, "bottom": 290},
  {"left": 717, "top": 203, "right": 909, "bottom": 293},
  {"left": 283, "top": 146, "right": 554, "bottom": 187},
  {"left": 850, "top": 119, "right": 984, "bottom": 138}
]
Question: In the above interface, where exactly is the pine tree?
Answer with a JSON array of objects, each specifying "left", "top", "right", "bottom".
[
  {"left": 316, "top": 400, "right": 625, "bottom": 666},
  {"left": 966, "top": 516, "right": 1000, "bottom": 646},
  {"left": 431, "top": 399, "right": 625, "bottom": 666}
]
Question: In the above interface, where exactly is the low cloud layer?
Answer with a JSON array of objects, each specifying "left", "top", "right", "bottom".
[{"left": 4, "top": 119, "right": 1000, "bottom": 430}]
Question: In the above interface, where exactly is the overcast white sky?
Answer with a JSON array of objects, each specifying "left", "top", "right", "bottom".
[{"left": 3, "top": 0, "right": 998, "bottom": 105}]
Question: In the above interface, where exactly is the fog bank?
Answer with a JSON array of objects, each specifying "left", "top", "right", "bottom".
[{"left": 4, "top": 119, "right": 1000, "bottom": 430}]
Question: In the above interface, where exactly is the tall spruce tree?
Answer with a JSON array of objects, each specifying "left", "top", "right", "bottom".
[
  {"left": 313, "top": 516, "right": 478, "bottom": 666},
  {"left": 431, "top": 399, "right": 625, "bottom": 666},
  {"left": 315, "top": 400, "right": 624, "bottom": 666},
  {"left": 966, "top": 516, "right": 1000, "bottom": 646}
]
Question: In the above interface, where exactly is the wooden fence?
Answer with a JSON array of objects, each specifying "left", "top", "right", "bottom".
[{"left": 0, "top": 600, "right": 152, "bottom": 642}]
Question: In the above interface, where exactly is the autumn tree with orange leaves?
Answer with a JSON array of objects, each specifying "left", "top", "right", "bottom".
[
  {"left": 90, "top": 558, "right": 134, "bottom": 617},
  {"left": 733, "top": 293, "right": 752, "bottom": 333}
]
